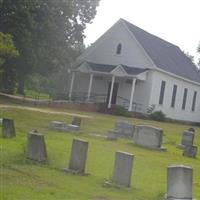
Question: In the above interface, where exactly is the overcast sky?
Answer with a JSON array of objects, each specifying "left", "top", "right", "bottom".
[{"left": 84, "top": 0, "right": 200, "bottom": 64}]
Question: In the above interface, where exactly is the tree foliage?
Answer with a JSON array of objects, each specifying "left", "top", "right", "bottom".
[
  {"left": 0, "top": 0, "right": 100, "bottom": 94},
  {"left": 0, "top": 32, "right": 19, "bottom": 67},
  {"left": 0, "top": 32, "right": 19, "bottom": 93}
]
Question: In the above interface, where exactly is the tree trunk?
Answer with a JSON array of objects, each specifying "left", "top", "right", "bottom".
[{"left": 17, "top": 77, "right": 25, "bottom": 95}]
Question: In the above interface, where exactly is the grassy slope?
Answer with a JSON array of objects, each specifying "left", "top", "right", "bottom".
[{"left": 0, "top": 105, "right": 200, "bottom": 200}]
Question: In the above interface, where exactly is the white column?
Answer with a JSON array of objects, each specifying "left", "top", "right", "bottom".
[
  {"left": 128, "top": 78, "right": 136, "bottom": 111},
  {"left": 87, "top": 73, "right": 93, "bottom": 101},
  {"left": 108, "top": 75, "right": 115, "bottom": 109},
  {"left": 69, "top": 72, "right": 75, "bottom": 100}
]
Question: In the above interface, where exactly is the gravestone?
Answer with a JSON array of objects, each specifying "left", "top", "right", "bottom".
[
  {"left": 133, "top": 125, "right": 164, "bottom": 150},
  {"left": 26, "top": 131, "right": 48, "bottom": 162},
  {"left": 72, "top": 117, "right": 82, "bottom": 127},
  {"left": 178, "top": 131, "right": 195, "bottom": 148},
  {"left": 49, "top": 121, "right": 79, "bottom": 132},
  {"left": 106, "top": 131, "right": 118, "bottom": 141},
  {"left": 166, "top": 165, "right": 193, "bottom": 200},
  {"left": 49, "top": 121, "right": 67, "bottom": 131},
  {"left": 2, "top": 118, "right": 16, "bottom": 138},
  {"left": 67, "top": 124, "right": 80, "bottom": 131},
  {"left": 64, "top": 139, "right": 88, "bottom": 174},
  {"left": 183, "top": 146, "right": 198, "bottom": 158},
  {"left": 114, "top": 121, "right": 135, "bottom": 138},
  {"left": 112, "top": 151, "right": 134, "bottom": 187}
]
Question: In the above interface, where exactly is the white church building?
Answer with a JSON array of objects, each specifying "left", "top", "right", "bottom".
[{"left": 68, "top": 18, "right": 200, "bottom": 122}]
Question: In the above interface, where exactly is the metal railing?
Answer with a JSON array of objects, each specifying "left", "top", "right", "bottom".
[{"left": 117, "top": 96, "right": 143, "bottom": 112}]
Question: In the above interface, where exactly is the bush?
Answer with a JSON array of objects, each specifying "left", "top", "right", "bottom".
[
  {"left": 111, "top": 105, "right": 132, "bottom": 117},
  {"left": 25, "top": 73, "right": 54, "bottom": 97},
  {"left": 150, "top": 110, "right": 166, "bottom": 122}
]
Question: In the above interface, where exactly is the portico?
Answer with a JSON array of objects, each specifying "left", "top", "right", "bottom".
[{"left": 68, "top": 61, "right": 148, "bottom": 112}]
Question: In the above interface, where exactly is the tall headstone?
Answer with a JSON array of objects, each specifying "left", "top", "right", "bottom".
[
  {"left": 65, "top": 139, "right": 88, "bottom": 174},
  {"left": 166, "top": 165, "right": 193, "bottom": 200},
  {"left": 26, "top": 131, "right": 48, "bottom": 162},
  {"left": 133, "top": 125, "right": 164, "bottom": 150},
  {"left": 2, "top": 118, "right": 16, "bottom": 138},
  {"left": 72, "top": 117, "right": 82, "bottom": 127},
  {"left": 112, "top": 151, "right": 134, "bottom": 187},
  {"left": 180, "top": 131, "right": 194, "bottom": 147}
]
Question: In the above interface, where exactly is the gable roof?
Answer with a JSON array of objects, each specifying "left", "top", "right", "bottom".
[
  {"left": 79, "top": 61, "right": 148, "bottom": 75},
  {"left": 121, "top": 19, "right": 200, "bottom": 83}
]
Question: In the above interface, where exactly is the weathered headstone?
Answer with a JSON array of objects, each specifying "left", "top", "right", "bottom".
[
  {"left": 49, "top": 121, "right": 79, "bottom": 132},
  {"left": 114, "top": 121, "right": 135, "bottom": 138},
  {"left": 112, "top": 151, "right": 134, "bottom": 187},
  {"left": 49, "top": 121, "right": 67, "bottom": 131},
  {"left": 166, "top": 165, "right": 193, "bottom": 200},
  {"left": 106, "top": 131, "right": 118, "bottom": 141},
  {"left": 67, "top": 124, "right": 80, "bottom": 131},
  {"left": 178, "top": 131, "right": 195, "bottom": 148},
  {"left": 72, "top": 117, "right": 82, "bottom": 127},
  {"left": 64, "top": 139, "right": 88, "bottom": 174},
  {"left": 183, "top": 146, "right": 198, "bottom": 158},
  {"left": 26, "top": 131, "right": 48, "bottom": 162},
  {"left": 133, "top": 125, "right": 164, "bottom": 150},
  {"left": 2, "top": 118, "right": 16, "bottom": 138}
]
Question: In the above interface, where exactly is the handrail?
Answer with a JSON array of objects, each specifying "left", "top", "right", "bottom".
[{"left": 117, "top": 96, "right": 143, "bottom": 112}]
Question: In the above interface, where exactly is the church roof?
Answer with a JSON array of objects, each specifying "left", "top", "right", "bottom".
[
  {"left": 122, "top": 19, "right": 200, "bottom": 83},
  {"left": 87, "top": 62, "right": 148, "bottom": 75}
]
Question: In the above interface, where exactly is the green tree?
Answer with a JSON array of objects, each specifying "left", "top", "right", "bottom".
[
  {"left": 0, "top": 32, "right": 19, "bottom": 67},
  {"left": 0, "top": 0, "right": 100, "bottom": 94},
  {"left": 0, "top": 32, "right": 19, "bottom": 92}
]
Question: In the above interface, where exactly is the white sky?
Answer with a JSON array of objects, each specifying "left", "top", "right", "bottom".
[{"left": 84, "top": 0, "right": 200, "bottom": 64}]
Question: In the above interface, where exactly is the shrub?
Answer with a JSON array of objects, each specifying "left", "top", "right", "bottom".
[
  {"left": 150, "top": 110, "right": 166, "bottom": 122},
  {"left": 111, "top": 105, "right": 132, "bottom": 117}
]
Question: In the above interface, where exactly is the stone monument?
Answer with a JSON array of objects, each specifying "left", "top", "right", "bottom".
[
  {"left": 64, "top": 138, "right": 88, "bottom": 174},
  {"left": 166, "top": 165, "right": 193, "bottom": 200},
  {"left": 112, "top": 151, "right": 134, "bottom": 187},
  {"left": 2, "top": 118, "right": 16, "bottom": 138},
  {"left": 26, "top": 130, "right": 48, "bottom": 162},
  {"left": 133, "top": 125, "right": 165, "bottom": 150}
]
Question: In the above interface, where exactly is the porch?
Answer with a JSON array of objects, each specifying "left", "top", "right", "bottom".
[{"left": 68, "top": 61, "right": 149, "bottom": 113}]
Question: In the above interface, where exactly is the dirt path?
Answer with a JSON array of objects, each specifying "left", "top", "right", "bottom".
[{"left": 0, "top": 105, "right": 93, "bottom": 119}]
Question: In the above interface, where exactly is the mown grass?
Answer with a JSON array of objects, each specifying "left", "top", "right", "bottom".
[{"left": 0, "top": 104, "right": 200, "bottom": 200}]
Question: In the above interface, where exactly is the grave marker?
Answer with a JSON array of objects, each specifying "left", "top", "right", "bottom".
[
  {"left": 64, "top": 139, "right": 88, "bottom": 174},
  {"left": 166, "top": 165, "right": 193, "bottom": 200},
  {"left": 26, "top": 131, "right": 47, "bottom": 162},
  {"left": 72, "top": 117, "right": 82, "bottom": 127},
  {"left": 106, "top": 131, "right": 118, "bottom": 141},
  {"left": 178, "top": 131, "right": 195, "bottom": 148},
  {"left": 112, "top": 151, "right": 134, "bottom": 187},
  {"left": 183, "top": 146, "right": 198, "bottom": 158},
  {"left": 114, "top": 121, "right": 135, "bottom": 138},
  {"left": 133, "top": 125, "right": 164, "bottom": 150},
  {"left": 2, "top": 118, "right": 16, "bottom": 138}
]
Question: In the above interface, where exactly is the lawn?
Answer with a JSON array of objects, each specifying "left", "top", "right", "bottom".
[{"left": 0, "top": 102, "right": 200, "bottom": 200}]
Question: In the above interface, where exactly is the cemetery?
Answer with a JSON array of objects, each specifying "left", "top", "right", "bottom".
[{"left": 0, "top": 104, "right": 200, "bottom": 200}]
